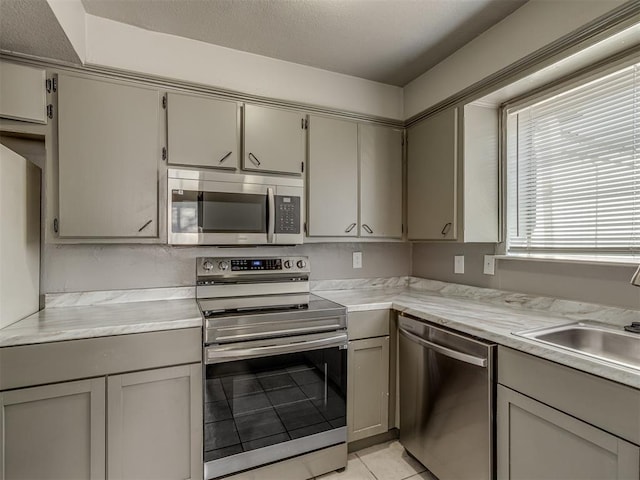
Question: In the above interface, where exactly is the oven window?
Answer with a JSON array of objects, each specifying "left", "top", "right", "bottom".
[
  {"left": 204, "top": 347, "right": 346, "bottom": 462},
  {"left": 201, "top": 192, "right": 266, "bottom": 233},
  {"left": 171, "top": 190, "right": 199, "bottom": 233}
]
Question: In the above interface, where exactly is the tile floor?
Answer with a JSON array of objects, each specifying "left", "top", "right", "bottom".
[{"left": 315, "top": 440, "right": 437, "bottom": 480}]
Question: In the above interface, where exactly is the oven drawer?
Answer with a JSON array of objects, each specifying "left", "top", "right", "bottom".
[{"left": 205, "top": 331, "right": 347, "bottom": 364}]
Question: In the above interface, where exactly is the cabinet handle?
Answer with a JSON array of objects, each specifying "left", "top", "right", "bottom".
[
  {"left": 441, "top": 222, "right": 452, "bottom": 235},
  {"left": 218, "top": 151, "right": 232, "bottom": 164},
  {"left": 345, "top": 223, "right": 356, "bottom": 233},
  {"left": 138, "top": 219, "right": 153, "bottom": 232},
  {"left": 248, "top": 152, "right": 261, "bottom": 167},
  {"left": 362, "top": 224, "right": 373, "bottom": 234}
]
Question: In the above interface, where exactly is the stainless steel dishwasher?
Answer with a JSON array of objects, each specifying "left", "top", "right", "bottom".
[{"left": 398, "top": 315, "right": 495, "bottom": 480}]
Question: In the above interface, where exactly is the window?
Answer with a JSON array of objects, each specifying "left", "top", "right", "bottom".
[{"left": 506, "top": 61, "right": 640, "bottom": 257}]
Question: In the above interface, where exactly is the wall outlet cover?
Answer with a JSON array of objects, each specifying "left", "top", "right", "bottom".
[
  {"left": 483, "top": 255, "right": 496, "bottom": 275},
  {"left": 353, "top": 251, "right": 362, "bottom": 269},
  {"left": 454, "top": 255, "right": 464, "bottom": 274}
]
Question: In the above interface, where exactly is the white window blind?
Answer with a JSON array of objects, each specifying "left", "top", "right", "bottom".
[{"left": 506, "top": 61, "right": 640, "bottom": 256}]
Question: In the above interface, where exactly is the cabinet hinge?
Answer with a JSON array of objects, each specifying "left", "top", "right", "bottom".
[
  {"left": 46, "top": 104, "right": 54, "bottom": 119},
  {"left": 53, "top": 218, "right": 59, "bottom": 234},
  {"left": 162, "top": 147, "right": 167, "bottom": 161},
  {"left": 45, "top": 78, "right": 57, "bottom": 93},
  {"left": 162, "top": 95, "right": 167, "bottom": 109},
  {"left": 301, "top": 162, "right": 304, "bottom": 173}
]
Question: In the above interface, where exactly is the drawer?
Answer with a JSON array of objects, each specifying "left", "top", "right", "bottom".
[
  {"left": 0, "top": 327, "right": 201, "bottom": 390},
  {"left": 348, "top": 310, "right": 390, "bottom": 340},
  {"left": 498, "top": 346, "right": 640, "bottom": 445}
]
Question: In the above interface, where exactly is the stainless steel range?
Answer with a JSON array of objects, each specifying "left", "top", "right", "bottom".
[{"left": 197, "top": 256, "right": 348, "bottom": 479}]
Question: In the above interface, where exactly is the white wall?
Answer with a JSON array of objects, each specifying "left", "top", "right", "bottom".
[
  {"left": 403, "top": 0, "right": 628, "bottom": 118},
  {"left": 83, "top": 15, "right": 403, "bottom": 120},
  {"left": 47, "top": 0, "right": 87, "bottom": 64}
]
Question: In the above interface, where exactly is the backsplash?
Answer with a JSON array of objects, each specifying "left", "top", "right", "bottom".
[
  {"left": 42, "top": 242, "right": 411, "bottom": 293},
  {"left": 412, "top": 243, "right": 640, "bottom": 310}
]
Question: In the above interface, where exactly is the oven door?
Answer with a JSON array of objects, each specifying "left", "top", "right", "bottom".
[
  {"left": 203, "top": 331, "right": 348, "bottom": 479},
  {"left": 169, "top": 177, "right": 272, "bottom": 245}
]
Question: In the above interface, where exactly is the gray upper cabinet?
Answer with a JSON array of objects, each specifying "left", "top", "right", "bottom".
[
  {"left": 166, "top": 92, "right": 238, "bottom": 170},
  {"left": 307, "top": 117, "right": 403, "bottom": 239},
  {"left": 57, "top": 74, "right": 160, "bottom": 238},
  {"left": 307, "top": 115, "right": 358, "bottom": 237},
  {"left": 243, "top": 104, "right": 305, "bottom": 175},
  {"left": 107, "top": 364, "right": 202, "bottom": 480},
  {"left": 359, "top": 124, "right": 403, "bottom": 238},
  {"left": 0, "top": 61, "right": 47, "bottom": 124},
  {"left": 407, "top": 107, "right": 457, "bottom": 241},
  {"left": 0, "top": 378, "right": 106, "bottom": 480},
  {"left": 407, "top": 103, "right": 499, "bottom": 243}
]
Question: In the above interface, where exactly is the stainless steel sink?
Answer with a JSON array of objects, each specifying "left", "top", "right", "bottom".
[{"left": 516, "top": 321, "right": 640, "bottom": 370}]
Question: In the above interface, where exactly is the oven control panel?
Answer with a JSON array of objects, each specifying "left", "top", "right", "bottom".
[{"left": 197, "top": 256, "right": 310, "bottom": 276}]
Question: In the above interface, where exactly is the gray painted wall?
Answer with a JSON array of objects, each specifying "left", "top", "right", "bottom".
[
  {"left": 43, "top": 242, "right": 411, "bottom": 293},
  {"left": 412, "top": 243, "right": 640, "bottom": 309}
]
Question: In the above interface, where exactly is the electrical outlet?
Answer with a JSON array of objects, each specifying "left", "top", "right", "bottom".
[
  {"left": 454, "top": 255, "right": 464, "bottom": 274},
  {"left": 353, "top": 251, "right": 362, "bottom": 269},
  {"left": 483, "top": 255, "right": 496, "bottom": 275}
]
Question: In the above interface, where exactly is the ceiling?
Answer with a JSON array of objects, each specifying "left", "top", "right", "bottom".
[
  {"left": 0, "top": 0, "right": 80, "bottom": 64},
  {"left": 80, "top": 0, "right": 527, "bottom": 86}
]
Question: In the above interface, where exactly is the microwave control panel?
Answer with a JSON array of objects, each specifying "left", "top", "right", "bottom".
[{"left": 275, "top": 196, "right": 301, "bottom": 234}]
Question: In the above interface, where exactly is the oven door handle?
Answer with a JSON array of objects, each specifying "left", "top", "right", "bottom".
[
  {"left": 205, "top": 332, "right": 347, "bottom": 364},
  {"left": 267, "top": 187, "right": 275, "bottom": 244}
]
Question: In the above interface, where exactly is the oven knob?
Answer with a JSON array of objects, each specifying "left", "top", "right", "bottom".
[
  {"left": 283, "top": 260, "right": 292, "bottom": 269},
  {"left": 202, "top": 261, "right": 214, "bottom": 272},
  {"left": 218, "top": 261, "right": 229, "bottom": 271},
  {"left": 297, "top": 260, "right": 307, "bottom": 269}
]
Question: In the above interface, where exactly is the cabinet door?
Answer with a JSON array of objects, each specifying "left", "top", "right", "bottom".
[
  {"left": 107, "top": 364, "right": 202, "bottom": 480},
  {"left": 307, "top": 115, "right": 358, "bottom": 236},
  {"left": 0, "top": 62, "right": 46, "bottom": 124},
  {"left": 167, "top": 92, "right": 238, "bottom": 170},
  {"left": 0, "top": 378, "right": 106, "bottom": 480},
  {"left": 497, "top": 385, "right": 640, "bottom": 480},
  {"left": 407, "top": 108, "right": 457, "bottom": 240},
  {"left": 347, "top": 336, "right": 389, "bottom": 442},
  {"left": 57, "top": 74, "right": 160, "bottom": 238},
  {"left": 243, "top": 104, "right": 305, "bottom": 175},
  {"left": 359, "top": 124, "right": 403, "bottom": 238}
]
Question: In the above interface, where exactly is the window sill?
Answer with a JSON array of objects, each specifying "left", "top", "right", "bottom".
[{"left": 495, "top": 253, "right": 640, "bottom": 268}]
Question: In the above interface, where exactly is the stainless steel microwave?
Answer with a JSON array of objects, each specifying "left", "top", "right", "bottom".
[{"left": 168, "top": 168, "right": 304, "bottom": 245}]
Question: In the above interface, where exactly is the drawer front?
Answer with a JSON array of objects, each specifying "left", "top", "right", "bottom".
[
  {"left": 498, "top": 346, "right": 640, "bottom": 445},
  {"left": 348, "top": 310, "right": 390, "bottom": 340},
  {"left": 0, "top": 328, "right": 201, "bottom": 390}
]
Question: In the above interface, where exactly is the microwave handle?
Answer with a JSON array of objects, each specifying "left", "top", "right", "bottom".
[{"left": 267, "top": 187, "right": 275, "bottom": 243}]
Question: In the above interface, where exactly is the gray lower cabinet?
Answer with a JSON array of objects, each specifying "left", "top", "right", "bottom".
[
  {"left": 347, "top": 310, "right": 391, "bottom": 443},
  {"left": 347, "top": 336, "right": 390, "bottom": 442},
  {"left": 57, "top": 73, "right": 161, "bottom": 238},
  {"left": 107, "top": 364, "right": 202, "bottom": 480},
  {"left": 0, "top": 378, "right": 106, "bottom": 480},
  {"left": 497, "top": 385, "right": 640, "bottom": 480}
]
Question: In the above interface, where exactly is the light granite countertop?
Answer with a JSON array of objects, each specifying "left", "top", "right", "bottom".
[
  {"left": 0, "top": 298, "right": 202, "bottom": 347},
  {"left": 314, "top": 277, "right": 640, "bottom": 390},
  {"left": 3, "top": 277, "right": 640, "bottom": 390}
]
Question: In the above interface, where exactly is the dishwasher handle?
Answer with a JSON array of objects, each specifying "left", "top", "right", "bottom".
[{"left": 399, "top": 327, "right": 487, "bottom": 368}]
